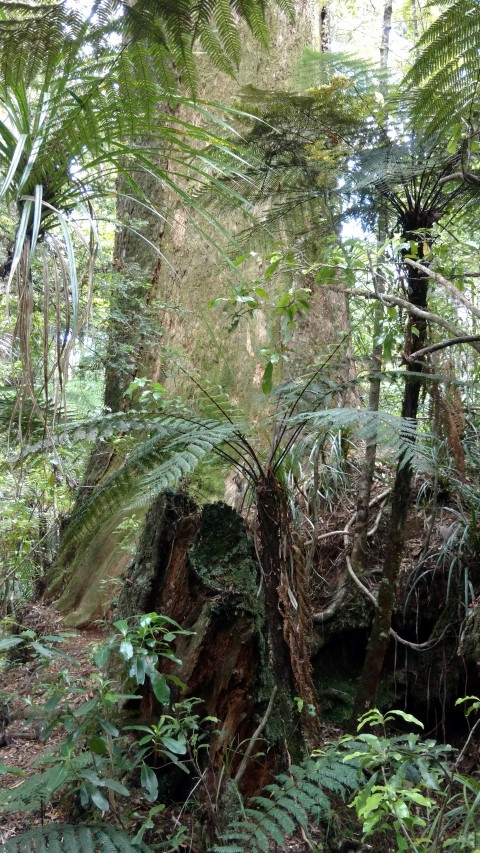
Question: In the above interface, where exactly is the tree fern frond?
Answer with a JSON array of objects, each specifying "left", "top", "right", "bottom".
[
  {"left": 60, "top": 416, "right": 243, "bottom": 546},
  {"left": 0, "top": 823, "right": 151, "bottom": 853},
  {"left": 405, "top": 0, "right": 480, "bottom": 136},
  {"left": 294, "top": 48, "right": 388, "bottom": 93}
]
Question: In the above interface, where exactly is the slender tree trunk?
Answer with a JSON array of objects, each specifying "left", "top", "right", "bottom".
[
  {"left": 349, "top": 0, "right": 392, "bottom": 573},
  {"left": 349, "top": 226, "right": 386, "bottom": 573},
  {"left": 380, "top": 0, "right": 393, "bottom": 69},
  {"left": 352, "top": 262, "right": 428, "bottom": 719}
]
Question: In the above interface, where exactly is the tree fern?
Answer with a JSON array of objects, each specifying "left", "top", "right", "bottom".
[
  {"left": 405, "top": 0, "right": 480, "bottom": 138},
  {"left": 0, "top": 0, "right": 294, "bottom": 96},
  {"left": 210, "top": 748, "right": 362, "bottom": 852},
  {"left": 60, "top": 415, "right": 243, "bottom": 546},
  {"left": 0, "top": 823, "right": 151, "bottom": 853}
]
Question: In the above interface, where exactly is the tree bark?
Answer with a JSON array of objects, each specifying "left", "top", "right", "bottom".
[
  {"left": 115, "top": 491, "right": 313, "bottom": 797},
  {"left": 352, "top": 261, "right": 428, "bottom": 720}
]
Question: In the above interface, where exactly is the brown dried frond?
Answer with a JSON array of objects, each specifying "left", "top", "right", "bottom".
[{"left": 431, "top": 375, "right": 465, "bottom": 480}]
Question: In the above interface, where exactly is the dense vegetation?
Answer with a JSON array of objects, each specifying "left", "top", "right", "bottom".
[{"left": 1, "top": 0, "right": 480, "bottom": 850}]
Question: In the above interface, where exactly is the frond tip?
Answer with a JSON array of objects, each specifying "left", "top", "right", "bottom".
[
  {"left": 210, "top": 748, "right": 362, "bottom": 852},
  {"left": 0, "top": 823, "right": 151, "bottom": 853}
]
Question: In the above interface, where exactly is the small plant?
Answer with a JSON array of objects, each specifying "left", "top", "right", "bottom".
[
  {"left": 0, "top": 620, "right": 76, "bottom": 662},
  {"left": 95, "top": 612, "right": 192, "bottom": 705},
  {"left": 343, "top": 706, "right": 480, "bottom": 852}
]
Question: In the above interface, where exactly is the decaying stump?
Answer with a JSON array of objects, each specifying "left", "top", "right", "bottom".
[{"left": 116, "top": 492, "right": 277, "bottom": 795}]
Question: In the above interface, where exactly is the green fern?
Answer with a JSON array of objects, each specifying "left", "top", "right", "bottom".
[
  {"left": 405, "top": 1, "right": 480, "bottom": 138},
  {"left": 210, "top": 748, "right": 362, "bottom": 852},
  {"left": 60, "top": 415, "right": 243, "bottom": 546},
  {"left": 0, "top": 0, "right": 294, "bottom": 97},
  {"left": 0, "top": 823, "right": 151, "bottom": 853},
  {"left": 0, "top": 754, "right": 93, "bottom": 814}
]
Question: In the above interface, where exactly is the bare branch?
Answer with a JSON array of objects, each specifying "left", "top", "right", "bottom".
[
  {"left": 404, "top": 335, "right": 480, "bottom": 362},
  {"left": 438, "top": 171, "right": 480, "bottom": 187},
  {"left": 234, "top": 686, "right": 277, "bottom": 784},
  {"left": 404, "top": 258, "right": 480, "bottom": 320},
  {"left": 333, "top": 285, "right": 480, "bottom": 354}
]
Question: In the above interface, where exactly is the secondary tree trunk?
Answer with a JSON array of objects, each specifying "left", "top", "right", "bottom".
[{"left": 352, "top": 260, "right": 428, "bottom": 720}]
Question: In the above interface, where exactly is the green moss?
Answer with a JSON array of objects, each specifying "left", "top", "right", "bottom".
[{"left": 189, "top": 503, "right": 260, "bottom": 608}]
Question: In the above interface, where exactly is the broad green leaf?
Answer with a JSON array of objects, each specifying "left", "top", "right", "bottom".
[
  {"left": 150, "top": 672, "right": 170, "bottom": 704},
  {"left": 120, "top": 639, "right": 134, "bottom": 660},
  {"left": 102, "top": 778, "right": 130, "bottom": 796},
  {"left": 89, "top": 736, "right": 110, "bottom": 756},
  {"left": 141, "top": 762, "right": 158, "bottom": 803},
  {"left": 31, "top": 641, "right": 55, "bottom": 659},
  {"left": 0, "top": 637, "right": 24, "bottom": 650},
  {"left": 262, "top": 361, "right": 273, "bottom": 394},
  {"left": 161, "top": 735, "right": 187, "bottom": 755},
  {"left": 90, "top": 786, "right": 110, "bottom": 812}
]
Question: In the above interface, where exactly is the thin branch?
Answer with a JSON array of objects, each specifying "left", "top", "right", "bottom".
[
  {"left": 234, "top": 686, "right": 278, "bottom": 784},
  {"left": 338, "top": 286, "right": 480, "bottom": 353},
  {"left": 404, "top": 335, "right": 480, "bottom": 362},
  {"left": 438, "top": 171, "right": 480, "bottom": 187},
  {"left": 404, "top": 257, "right": 480, "bottom": 320}
]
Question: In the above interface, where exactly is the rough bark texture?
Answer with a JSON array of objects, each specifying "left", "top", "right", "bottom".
[
  {"left": 49, "top": 1, "right": 324, "bottom": 624},
  {"left": 116, "top": 493, "right": 284, "bottom": 795},
  {"left": 256, "top": 470, "right": 320, "bottom": 750},
  {"left": 352, "top": 263, "right": 429, "bottom": 720}
]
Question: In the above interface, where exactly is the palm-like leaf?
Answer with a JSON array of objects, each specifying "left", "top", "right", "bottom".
[
  {"left": 405, "top": 0, "right": 480, "bottom": 138},
  {"left": 51, "top": 389, "right": 430, "bottom": 547},
  {"left": 0, "top": 13, "right": 259, "bottom": 417},
  {"left": 0, "top": 0, "right": 294, "bottom": 96}
]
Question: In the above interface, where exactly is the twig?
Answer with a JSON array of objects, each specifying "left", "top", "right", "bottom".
[
  {"left": 234, "top": 686, "right": 277, "bottom": 784},
  {"left": 313, "top": 489, "right": 391, "bottom": 623}
]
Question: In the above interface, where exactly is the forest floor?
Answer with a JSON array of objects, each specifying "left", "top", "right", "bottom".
[
  {"left": 0, "top": 604, "right": 320, "bottom": 851},
  {"left": 0, "top": 484, "right": 466, "bottom": 850},
  {"left": 0, "top": 604, "right": 107, "bottom": 842}
]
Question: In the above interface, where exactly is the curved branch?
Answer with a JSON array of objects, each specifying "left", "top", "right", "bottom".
[
  {"left": 404, "top": 257, "right": 480, "bottom": 320},
  {"left": 340, "top": 286, "right": 480, "bottom": 353},
  {"left": 404, "top": 335, "right": 480, "bottom": 362}
]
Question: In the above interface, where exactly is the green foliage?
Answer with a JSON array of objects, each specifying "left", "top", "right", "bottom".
[
  {"left": 405, "top": 0, "right": 480, "bottom": 139},
  {"left": 0, "top": 823, "right": 151, "bottom": 853},
  {"left": 96, "top": 612, "right": 192, "bottom": 708},
  {"left": 60, "top": 414, "right": 242, "bottom": 545},
  {"left": 344, "top": 706, "right": 480, "bottom": 852},
  {"left": 211, "top": 747, "right": 362, "bottom": 852},
  {"left": 0, "top": 754, "right": 93, "bottom": 815},
  {"left": 0, "top": 0, "right": 294, "bottom": 97},
  {"left": 0, "top": 623, "right": 76, "bottom": 660},
  {"left": 0, "top": 614, "right": 212, "bottom": 821}
]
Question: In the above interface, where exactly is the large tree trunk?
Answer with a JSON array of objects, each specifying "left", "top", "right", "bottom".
[{"left": 47, "top": 2, "right": 323, "bottom": 626}]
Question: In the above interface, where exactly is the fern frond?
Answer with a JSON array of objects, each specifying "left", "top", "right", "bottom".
[
  {"left": 60, "top": 415, "right": 243, "bottom": 546},
  {"left": 0, "top": 753, "right": 91, "bottom": 814},
  {"left": 211, "top": 747, "right": 362, "bottom": 852},
  {"left": 405, "top": 0, "right": 480, "bottom": 137},
  {"left": 0, "top": 823, "right": 151, "bottom": 853}
]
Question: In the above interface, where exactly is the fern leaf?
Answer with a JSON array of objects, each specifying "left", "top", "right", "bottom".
[{"left": 0, "top": 823, "right": 151, "bottom": 853}]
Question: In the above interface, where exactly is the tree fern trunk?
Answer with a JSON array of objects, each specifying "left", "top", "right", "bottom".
[
  {"left": 256, "top": 469, "right": 319, "bottom": 752},
  {"left": 352, "top": 263, "right": 428, "bottom": 721}
]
